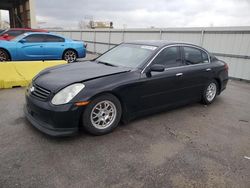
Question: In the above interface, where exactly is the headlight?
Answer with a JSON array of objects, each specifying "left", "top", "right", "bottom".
[{"left": 51, "top": 83, "right": 85, "bottom": 105}]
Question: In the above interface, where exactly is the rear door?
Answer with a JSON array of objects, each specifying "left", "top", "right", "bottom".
[
  {"left": 179, "top": 46, "right": 213, "bottom": 99},
  {"left": 16, "top": 34, "right": 45, "bottom": 60},
  {"left": 42, "top": 34, "right": 66, "bottom": 60}
]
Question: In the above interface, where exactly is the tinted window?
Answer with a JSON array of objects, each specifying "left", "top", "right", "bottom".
[
  {"left": 202, "top": 51, "right": 209, "bottom": 63},
  {"left": 3, "top": 30, "right": 24, "bottom": 37},
  {"left": 45, "top": 35, "right": 65, "bottom": 42},
  {"left": 24, "top": 34, "right": 45, "bottom": 42},
  {"left": 183, "top": 47, "right": 209, "bottom": 64},
  {"left": 153, "top": 47, "right": 182, "bottom": 68}
]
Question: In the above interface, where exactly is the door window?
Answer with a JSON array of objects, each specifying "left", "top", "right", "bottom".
[
  {"left": 183, "top": 47, "right": 209, "bottom": 64},
  {"left": 201, "top": 51, "right": 209, "bottom": 63},
  {"left": 24, "top": 34, "right": 45, "bottom": 42},
  {"left": 152, "top": 47, "right": 182, "bottom": 68},
  {"left": 44, "top": 35, "right": 65, "bottom": 42}
]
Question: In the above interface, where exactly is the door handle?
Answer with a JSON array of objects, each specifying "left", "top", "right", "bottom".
[
  {"left": 206, "top": 68, "right": 212, "bottom": 71},
  {"left": 176, "top": 73, "right": 183, "bottom": 77}
]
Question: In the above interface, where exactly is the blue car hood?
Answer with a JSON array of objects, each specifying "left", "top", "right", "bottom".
[{"left": 34, "top": 61, "right": 131, "bottom": 92}]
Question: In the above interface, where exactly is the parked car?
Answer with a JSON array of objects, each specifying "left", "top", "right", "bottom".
[
  {"left": 0, "top": 32, "right": 86, "bottom": 62},
  {"left": 24, "top": 41, "right": 228, "bottom": 136},
  {"left": 0, "top": 28, "right": 48, "bottom": 41}
]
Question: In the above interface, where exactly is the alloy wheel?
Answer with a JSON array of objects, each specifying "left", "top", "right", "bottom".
[
  {"left": 90, "top": 100, "right": 117, "bottom": 129},
  {"left": 0, "top": 50, "right": 8, "bottom": 62},
  {"left": 206, "top": 82, "right": 217, "bottom": 102},
  {"left": 64, "top": 50, "right": 76, "bottom": 63}
]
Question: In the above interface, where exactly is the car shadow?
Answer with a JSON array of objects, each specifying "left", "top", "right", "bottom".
[{"left": 23, "top": 97, "right": 225, "bottom": 142}]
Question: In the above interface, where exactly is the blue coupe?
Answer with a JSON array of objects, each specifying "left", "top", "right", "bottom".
[{"left": 0, "top": 32, "right": 86, "bottom": 63}]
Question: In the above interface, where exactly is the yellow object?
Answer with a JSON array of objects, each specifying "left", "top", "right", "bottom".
[{"left": 0, "top": 61, "right": 67, "bottom": 89}]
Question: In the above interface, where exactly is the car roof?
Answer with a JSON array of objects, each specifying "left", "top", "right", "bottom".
[
  {"left": 126, "top": 40, "right": 204, "bottom": 49},
  {"left": 22, "top": 32, "right": 66, "bottom": 38}
]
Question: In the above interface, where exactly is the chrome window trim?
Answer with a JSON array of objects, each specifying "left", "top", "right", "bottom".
[{"left": 141, "top": 44, "right": 211, "bottom": 74}]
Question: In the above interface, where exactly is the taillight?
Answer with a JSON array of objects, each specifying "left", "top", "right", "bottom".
[{"left": 224, "top": 63, "right": 229, "bottom": 71}]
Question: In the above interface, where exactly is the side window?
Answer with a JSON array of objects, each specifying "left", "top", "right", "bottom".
[
  {"left": 201, "top": 51, "right": 209, "bottom": 63},
  {"left": 45, "top": 35, "right": 65, "bottom": 42},
  {"left": 183, "top": 47, "right": 209, "bottom": 64},
  {"left": 24, "top": 34, "right": 45, "bottom": 42},
  {"left": 153, "top": 47, "right": 182, "bottom": 68}
]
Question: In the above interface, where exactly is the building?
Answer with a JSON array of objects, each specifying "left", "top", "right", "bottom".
[{"left": 0, "top": 0, "right": 37, "bottom": 28}]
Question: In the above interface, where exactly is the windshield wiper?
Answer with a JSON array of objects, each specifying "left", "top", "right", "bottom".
[{"left": 96, "top": 61, "right": 117, "bottom": 67}]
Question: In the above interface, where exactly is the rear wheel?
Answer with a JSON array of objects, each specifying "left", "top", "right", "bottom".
[
  {"left": 82, "top": 94, "right": 122, "bottom": 135},
  {"left": 0, "top": 49, "right": 10, "bottom": 62},
  {"left": 63, "top": 50, "right": 77, "bottom": 63},
  {"left": 202, "top": 80, "right": 218, "bottom": 104}
]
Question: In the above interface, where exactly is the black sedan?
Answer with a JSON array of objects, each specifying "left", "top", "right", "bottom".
[{"left": 24, "top": 41, "right": 228, "bottom": 136}]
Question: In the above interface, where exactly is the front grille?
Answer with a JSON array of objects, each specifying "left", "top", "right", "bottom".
[{"left": 31, "top": 84, "right": 51, "bottom": 101}]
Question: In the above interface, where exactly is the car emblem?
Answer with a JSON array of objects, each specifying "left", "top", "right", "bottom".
[{"left": 30, "top": 86, "right": 35, "bottom": 93}]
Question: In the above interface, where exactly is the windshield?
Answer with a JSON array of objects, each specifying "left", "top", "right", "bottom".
[
  {"left": 10, "top": 33, "right": 28, "bottom": 42},
  {"left": 96, "top": 43, "right": 158, "bottom": 68}
]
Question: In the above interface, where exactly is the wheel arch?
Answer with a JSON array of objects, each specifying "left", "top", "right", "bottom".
[
  {"left": 0, "top": 47, "right": 11, "bottom": 60},
  {"left": 213, "top": 77, "right": 222, "bottom": 95},
  {"left": 86, "top": 91, "right": 129, "bottom": 122}
]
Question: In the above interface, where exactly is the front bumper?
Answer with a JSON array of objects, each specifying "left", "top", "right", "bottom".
[{"left": 24, "top": 94, "right": 83, "bottom": 136}]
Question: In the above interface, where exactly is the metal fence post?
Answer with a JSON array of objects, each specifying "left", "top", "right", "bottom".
[
  {"left": 159, "top": 29, "right": 162, "bottom": 40},
  {"left": 94, "top": 30, "right": 96, "bottom": 54},
  {"left": 108, "top": 30, "right": 111, "bottom": 49},
  {"left": 200, "top": 30, "right": 205, "bottom": 47},
  {"left": 122, "top": 29, "right": 125, "bottom": 42}
]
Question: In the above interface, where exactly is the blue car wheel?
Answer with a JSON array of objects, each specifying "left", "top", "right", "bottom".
[
  {"left": 63, "top": 50, "right": 77, "bottom": 63},
  {"left": 0, "top": 49, "right": 10, "bottom": 62}
]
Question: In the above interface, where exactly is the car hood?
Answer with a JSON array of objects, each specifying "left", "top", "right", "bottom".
[{"left": 34, "top": 61, "right": 131, "bottom": 92}]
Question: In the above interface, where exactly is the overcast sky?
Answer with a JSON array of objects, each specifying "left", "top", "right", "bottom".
[{"left": 2, "top": 0, "right": 250, "bottom": 29}]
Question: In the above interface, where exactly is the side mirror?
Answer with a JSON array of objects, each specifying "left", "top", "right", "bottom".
[
  {"left": 19, "top": 39, "right": 26, "bottom": 43},
  {"left": 150, "top": 64, "right": 165, "bottom": 72},
  {"left": 146, "top": 64, "right": 165, "bottom": 77},
  {"left": 3, "top": 34, "right": 9, "bottom": 38}
]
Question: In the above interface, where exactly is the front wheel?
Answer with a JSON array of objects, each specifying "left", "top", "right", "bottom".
[
  {"left": 82, "top": 94, "right": 122, "bottom": 135},
  {"left": 202, "top": 80, "right": 218, "bottom": 105},
  {"left": 0, "top": 49, "right": 10, "bottom": 62},
  {"left": 63, "top": 50, "right": 77, "bottom": 63}
]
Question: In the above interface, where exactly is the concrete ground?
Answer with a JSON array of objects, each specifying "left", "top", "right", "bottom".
[{"left": 0, "top": 79, "right": 250, "bottom": 188}]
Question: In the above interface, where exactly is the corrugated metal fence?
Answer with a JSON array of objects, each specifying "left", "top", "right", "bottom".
[{"left": 52, "top": 27, "right": 250, "bottom": 80}]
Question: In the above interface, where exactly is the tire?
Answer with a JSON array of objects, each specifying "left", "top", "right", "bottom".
[
  {"left": 0, "top": 49, "right": 10, "bottom": 62},
  {"left": 63, "top": 50, "right": 77, "bottom": 63},
  {"left": 82, "top": 94, "right": 122, "bottom": 135},
  {"left": 201, "top": 79, "right": 218, "bottom": 105}
]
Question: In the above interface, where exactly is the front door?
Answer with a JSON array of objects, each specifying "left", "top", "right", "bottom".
[
  {"left": 137, "top": 46, "right": 187, "bottom": 112},
  {"left": 16, "top": 34, "right": 45, "bottom": 60}
]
